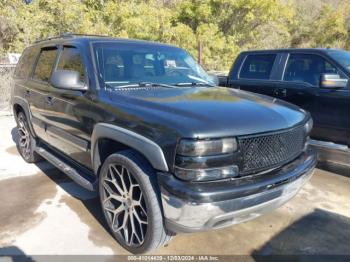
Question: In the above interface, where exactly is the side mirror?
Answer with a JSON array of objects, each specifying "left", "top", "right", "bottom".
[
  {"left": 208, "top": 71, "right": 229, "bottom": 86},
  {"left": 208, "top": 73, "right": 219, "bottom": 86},
  {"left": 320, "top": 73, "right": 348, "bottom": 89},
  {"left": 50, "top": 70, "right": 87, "bottom": 91}
]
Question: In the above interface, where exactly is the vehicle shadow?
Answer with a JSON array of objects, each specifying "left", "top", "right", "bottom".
[
  {"left": 253, "top": 208, "right": 350, "bottom": 256},
  {"left": 34, "top": 162, "right": 112, "bottom": 236},
  {"left": 0, "top": 246, "right": 35, "bottom": 262},
  {"left": 11, "top": 127, "right": 17, "bottom": 142},
  {"left": 317, "top": 162, "right": 350, "bottom": 178},
  {"left": 10, "top": 126, "right": 112, "bottom": 239}
]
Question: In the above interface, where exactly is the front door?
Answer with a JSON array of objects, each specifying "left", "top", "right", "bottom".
[
  {"left": 277, "top": 53, "right": 350, "bottom": 145},
  {"left": 45, "top": 45, "right": 93, "bottom": 169}
]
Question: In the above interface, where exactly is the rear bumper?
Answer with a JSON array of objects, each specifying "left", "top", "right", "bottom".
[{"left": 158, "top": 148, "right": 317, "bottom": 233}]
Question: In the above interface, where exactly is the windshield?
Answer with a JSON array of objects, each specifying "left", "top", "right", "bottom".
[
  {"left": 327, "top": 50, "right": 350, "bottom": 72},
  {"left": 93, "top": 42, "right": 215, "bottom": 88}
]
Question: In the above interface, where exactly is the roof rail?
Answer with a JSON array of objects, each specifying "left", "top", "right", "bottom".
[
  {"left": 34, "top": 35, "right": 66, "bottom": 44},
  {"left": 34, "top": 32, "right": 111, "bottom": 43}
]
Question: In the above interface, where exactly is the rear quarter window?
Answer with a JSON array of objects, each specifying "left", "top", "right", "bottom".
[
  {"left": 239, "top": 54, "right": 276, "bottom": 80},
  {"left": 14, "top": 47, "right": 38, "bottom": 79}
]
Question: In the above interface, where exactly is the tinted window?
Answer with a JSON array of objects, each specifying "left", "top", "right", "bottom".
[
  {"left": 33, "top": 48, "right": 58, "bottom": 82},
  {"left": 284, "top": 54, "right": 338, "bottom": 86},
  {"left": 240, "top": 54, "right": 276, "bottom": 79},
  {"left": 327, "top": 50, "right": 350, "bottom": 73},
  {"left": 93, "top": 42, "right": 215, "bottom": 88},
  {"left": 14, "top": 47, "right": 37, "bottom": 79},
  {"left": 57, "top": 47, "right": 85, "bottom": 82}
]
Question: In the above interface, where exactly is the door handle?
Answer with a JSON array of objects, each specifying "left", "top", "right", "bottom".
[
  {"left": 46, "top": 96, "right": 53, "bottom": 106},
  {"left": 273, "top": 88, "right": 287, "bottom": 97},
  {"left": 280, "top": 88, "right": 287, "bottom": 97}
]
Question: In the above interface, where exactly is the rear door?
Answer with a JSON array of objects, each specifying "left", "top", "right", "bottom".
[
  {"left": 277, "top": 53, "right": 350, "bottom": 145},
  {"left": 228, "top": 53, "right": 281, "bottom": 97},
  {"left": 27, "top": 46, "right": 58, "bottom": 141},
  {"left": 13, "top": 46, "right": 38, "bottom": 121}
]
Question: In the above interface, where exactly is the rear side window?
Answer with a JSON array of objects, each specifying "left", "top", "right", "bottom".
[
  {"left": 284, "top": 53, "right": 338, "bottom": 86},
  {"left": 14, "top": 47, "right": 37, "bottom": 79},
  {"left": 33, "top": 48, "right": 58, "bottom": 82},
  {"left": 57, "top": 46, "right": 85, "bottom": 82},
  {"left": 239, "top": 54, "right": 276, "bottom": 80}
]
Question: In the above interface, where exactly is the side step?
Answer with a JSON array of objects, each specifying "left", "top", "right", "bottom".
[
  {"left": 35, "top": 146, "right": 96, "bottom": 191},
  {"left": 309, "top": 139, "right": 350, "bottom": 152},
  {"left": 309, "top": 139, "right": 350, "bottom": 166}
]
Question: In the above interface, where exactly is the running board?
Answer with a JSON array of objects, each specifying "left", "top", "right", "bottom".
[
  {"left": 309, "top": 139, "right": 350, "bottom": 152},
  {"left": 35, "top": 146, "right": 96, "bottom": 191},
  {"left": 309, "top": 139, "right": 350, "bottom": 166}
]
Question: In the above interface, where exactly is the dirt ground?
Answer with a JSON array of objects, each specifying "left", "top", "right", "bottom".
[{"left": 0, "top": 115, "right": 349, "bottom": 259}]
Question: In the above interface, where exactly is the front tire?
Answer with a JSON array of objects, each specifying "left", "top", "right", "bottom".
[
  {"left": 16, "top": 111, "right": 41, "bottom": 163},
  {"left": 99, "top": 150, "right": 173, "bottom": 254}
]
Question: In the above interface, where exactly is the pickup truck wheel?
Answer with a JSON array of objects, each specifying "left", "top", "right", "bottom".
[
  {"left": 99, "top": 150, "right": 173, "bottom": 254},
  {"left": 16, "top": 112, "right": 41, "bottom": 163}
]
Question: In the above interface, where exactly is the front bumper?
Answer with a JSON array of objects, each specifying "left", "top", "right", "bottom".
[{"left": 158, "top": 148, "right": 317, "bottom": 233}]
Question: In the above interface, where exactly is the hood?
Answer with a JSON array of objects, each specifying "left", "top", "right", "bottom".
[{"left": 108, "top": 86, "right": 307, "bottom": 138}]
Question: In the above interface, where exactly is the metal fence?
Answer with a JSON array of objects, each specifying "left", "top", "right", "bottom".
[
  {"left": 0, "top": 64, "right": 16, "bottom": 74},
  {"left": 0, "top": 64, "right": 16, "bottom": 110},
  {"left": 0, "top": 54, "right": 8, "bottom": 64}
]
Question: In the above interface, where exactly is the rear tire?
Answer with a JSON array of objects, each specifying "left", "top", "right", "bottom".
[
  {"left": 16, "top": 111, "right": 41, "bottom": 163},
  {"left": 99, "top": 150, "right": 173, "bottom": 254}
]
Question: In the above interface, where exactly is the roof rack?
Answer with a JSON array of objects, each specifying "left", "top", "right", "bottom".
[{"left": 34, "top": 32, "right": 111, "bottom": 43}]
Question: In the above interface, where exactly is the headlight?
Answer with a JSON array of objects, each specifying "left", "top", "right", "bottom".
[
  {"left": 177, "top": 138, "right": 237, "bottom": 156},
  {"left": 304, "top": 117, "right": 313, "bottom": 135},
  {"left": 175, "top": 138, "right": 239, "bottom": 181}
]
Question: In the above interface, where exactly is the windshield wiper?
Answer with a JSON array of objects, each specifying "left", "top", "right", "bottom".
[
  {"left": 115, "top": 82, "right": 176, "bottom": 89},
  {"left": 175, "top": 82, "right": 215, "bottom": 87}
]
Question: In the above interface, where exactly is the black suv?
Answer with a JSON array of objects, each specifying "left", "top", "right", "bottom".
[
  {"left": 223, "top": 48, "right": 350, "bottom": 165},
  {"left": 11, "top": 35, "right": 316, "bottom": 253}
]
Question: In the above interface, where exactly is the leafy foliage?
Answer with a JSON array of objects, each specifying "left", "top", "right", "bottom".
[{"left": 1, "top": 0, "right": 350, "bottom": 71}]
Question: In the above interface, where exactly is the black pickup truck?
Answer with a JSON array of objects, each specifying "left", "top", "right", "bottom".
[
  {"left": 221, "top": 48, "right": 350, "bottom": 165},
  {"left": 12, "top": 35, "right": 316, "bottom": 253}
]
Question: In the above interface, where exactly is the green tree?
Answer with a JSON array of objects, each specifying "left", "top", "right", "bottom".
[{"left": 2, "top": 0, "right": 350, "bottom": 71}]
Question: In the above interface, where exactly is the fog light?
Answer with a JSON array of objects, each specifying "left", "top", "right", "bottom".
[{"left": 174, "top": 165, "right": 239, "bottom": 181}]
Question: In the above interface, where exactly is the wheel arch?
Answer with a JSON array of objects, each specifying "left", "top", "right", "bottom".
[
  {"left": 91, "top": 123, "right": 169, "bottom": 176},
  {"left": 12, "top": 96, "right": 36, "bottom": 137}
]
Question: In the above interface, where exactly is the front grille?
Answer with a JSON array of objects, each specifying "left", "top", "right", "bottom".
[{"left": 238, "top": 125, "right": 305, "bottom": 174}]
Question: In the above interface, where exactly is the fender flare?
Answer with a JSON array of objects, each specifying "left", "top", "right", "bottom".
[
  {"left": 91, "top": 123, "right": 169, "bottom": 175},
  {"left": 12, "top": 96, "right": 37, "bottom": 137}
]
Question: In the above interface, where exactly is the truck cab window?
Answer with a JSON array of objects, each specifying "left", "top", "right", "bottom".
[
  {"left": 284, "top": 54, "right": 338, "bottom": 86},
  {"left": 239, "top": 54, "right": 276, "bottom": 80}
]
